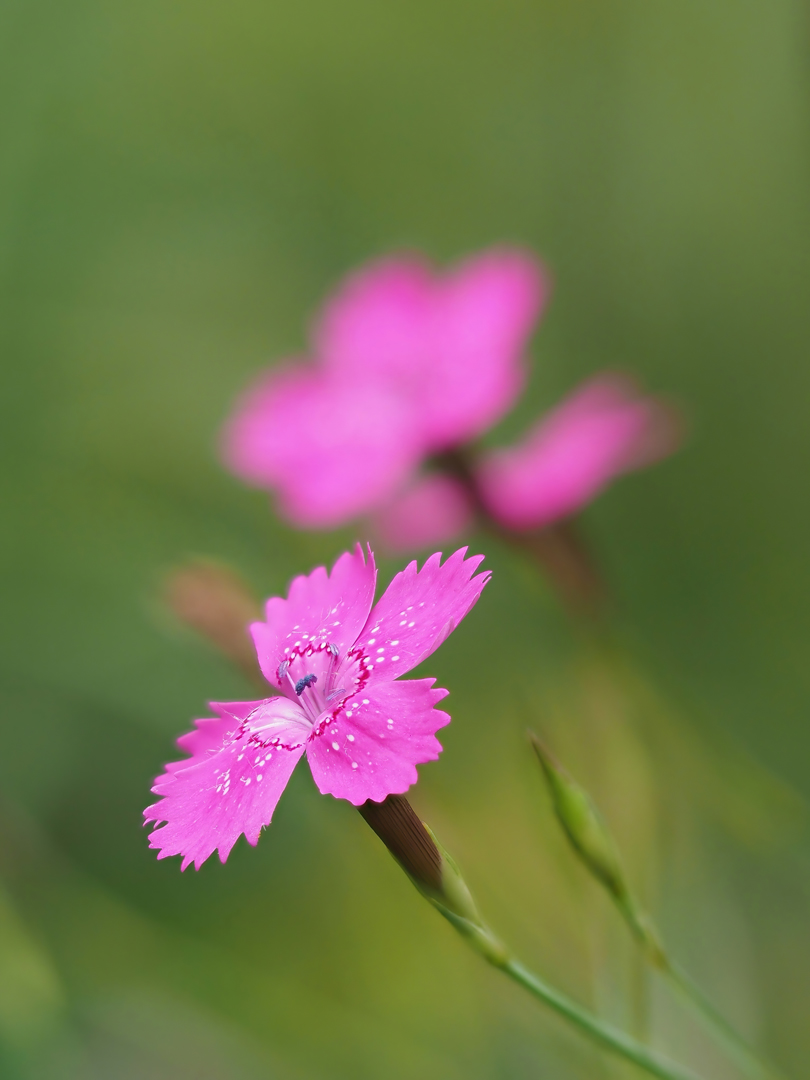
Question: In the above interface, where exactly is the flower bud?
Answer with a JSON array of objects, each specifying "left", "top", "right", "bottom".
[
  {"left": 359, "top": 795, "right": 509, "bottom": 966},
  {"left": 530, "top": 733, "right": 668, "bottom": 967},
  {"left": 530, "top": 734, "right": 627, "bottom": 896}
]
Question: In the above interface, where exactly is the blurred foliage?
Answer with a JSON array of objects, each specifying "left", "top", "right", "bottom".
[{"left": 2, "top": 0, "right": 810, "bottom": 1076}]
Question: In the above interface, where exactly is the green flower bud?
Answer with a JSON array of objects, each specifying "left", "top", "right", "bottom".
[
  {"left": 530, "top": 734, "right": 668, "bottom": 968},
  {"left": 530, "top": 734, "right": 628, "bottom": 899}
]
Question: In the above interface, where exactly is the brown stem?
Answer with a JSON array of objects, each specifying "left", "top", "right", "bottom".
[{"left": 513, "top": 520, "right": 608, "bottom": 619}]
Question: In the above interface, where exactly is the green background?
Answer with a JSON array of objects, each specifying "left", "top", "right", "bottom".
[{"left": 1, "top": 1, "right": 809, "bottom": 1076}]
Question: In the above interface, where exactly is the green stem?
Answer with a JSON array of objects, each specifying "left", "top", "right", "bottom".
[
  {"left": 662, "top": 959, "right": 787, "bottom": 1080},
  {"left": 496, "top": 956, "right": 704, "bottom": 1080},
  {"left": 615, "top": 897, "right": 787, "bottom": 1080},
  {"left": 362, "top": 795, "right": 706, "bottom": 1080}
]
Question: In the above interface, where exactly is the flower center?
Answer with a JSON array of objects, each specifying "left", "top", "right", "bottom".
[
  {"left": 274, "top": 639, "right": 373, "bottom": 731},
  {"left": 276, "top": 640, "right": 343, "bottom": 726}
]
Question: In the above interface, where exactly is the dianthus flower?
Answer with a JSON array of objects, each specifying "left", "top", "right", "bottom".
[
  {"left": 221, "top": 248, "right": 547, "bottom": 528},
  {"left": 145, "top": 545, "right": 489, "bottom": 870},
  {"left": 315, "top": 248, "right": 546, "bottom": 450},
  {"left": 476, "top": 374, "right": 679, "bottom": 531}
]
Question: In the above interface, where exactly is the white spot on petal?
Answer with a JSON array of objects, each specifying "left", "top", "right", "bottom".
[
  {"left": 332, "top": 741, "right": 340, "bottom": 751},
  {"left": 347, "top": 734, "right": 355, "bottom": 742},
  {"left": 351, "top": 762, "right": 358, "bottom": 769}
]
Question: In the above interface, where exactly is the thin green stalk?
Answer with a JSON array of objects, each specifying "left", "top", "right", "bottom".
[
  {"left": 360, "top": 795, "right": 707, "bottom": 1080},
  {"left": 531, "top": 734, "right": 789, "bottom": 1080},
  {"left": 664, "top": 957, "right": 786, "bottom": 1080},
  {"left": 497, "top": 956, "right": 705, "bottom": 1080},
  {"left": 437, "top": 903, "right": 706, "bottom": 1080},
  {"left": 615, "top": 896, "right": 787, "bottom": 1080}
]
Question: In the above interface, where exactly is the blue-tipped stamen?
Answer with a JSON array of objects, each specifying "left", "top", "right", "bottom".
[{"left": 294, "top": 673, "right": 318, "bottom": 696}]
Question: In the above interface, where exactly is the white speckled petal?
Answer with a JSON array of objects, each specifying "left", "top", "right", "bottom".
[
  {"left": 144, "top": 697, "right": 308, "bottom": 870},
  {"left": 354, "top": 548, "right": 490, "bottom": 681},
  {"left": 306, "top": 678, "right": 449, "bottom": 805},
  {"left": 250, "top": 544, "right": 377, "bottom": 690}
]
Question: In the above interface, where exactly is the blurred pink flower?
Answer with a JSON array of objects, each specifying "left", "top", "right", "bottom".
[
  {"left": 220, "top": 365, "right": 423, "bottom": 529},
  {"left": 476, "top": 374, "right": 680, "bottom": 531},
  {"left": 145, "top": 545, "right": 489, "bottom": 870},
  {"left": 221, "top": 247, "right": 548, "bottom": 528},
  {"left": 372, "top": 474, "right": 474, "bottom": 554},
  {"left": 316, "top": 248, "right": 548, "bottom": 449}
]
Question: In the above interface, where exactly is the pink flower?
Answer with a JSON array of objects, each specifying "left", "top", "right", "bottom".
[
  {"left": 220, "top": 247, "right": 548, "bottom": 528},
  {"left": 372, "top": 474, "right": 475, "bottom": 554},
  {"left": 316, "top": 248, "right": 548, "bottom": 449},
  {"left": 145, "top": 545, "right": 490, "bottom": 870},
  {"left": 220, "top": 365, "right": 424, "bottom": 529},
  {"left": 476, "top": 374, "right": 680, "bottom": 531}
]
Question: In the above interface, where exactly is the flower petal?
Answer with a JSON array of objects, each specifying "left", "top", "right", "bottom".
[
  {"left": 251, "top": 545, "right": 377, "bottom": 689},
  {"left": 354, "top": 548, "right": 490, "bottom": 681},
  {"left": 144, "top": 698, "right": 307, "bottom": 870},
  {"left": 316, "top": 249, "right": 547, "bottom": 452},
  {"left": 476, "top": 374, "right": 681, "bottom": 531},
  {"left": 306, "top": 678, "right": 450, "bottom": 804},
  {"left": 150, "top": 715, "right": 237, "bottom": 795},
  {"left": 371, "top": 473, "right": 474, "bottom": 554},
  {"left": 314, "top": 256, "right": 434, "bottom": 383},
  {"left": 220, "top": 363, "right": 423, "bottom": 528},
  {"left": 424, "top": 248, "right": 548, "bottom": 448}
]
